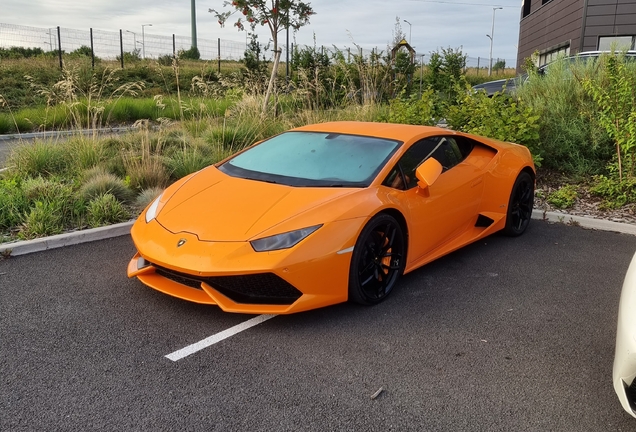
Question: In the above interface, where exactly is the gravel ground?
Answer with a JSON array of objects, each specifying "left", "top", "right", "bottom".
[{"left": 535, "top": 170, "right": 636, "bottom": 225}]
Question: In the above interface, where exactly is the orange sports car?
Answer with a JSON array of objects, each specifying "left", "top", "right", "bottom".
[{"left": 128, "top": 122, "right": 535, "bottom": 314}]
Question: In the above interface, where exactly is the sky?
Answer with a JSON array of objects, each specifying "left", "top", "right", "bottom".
[{"left": 2, "top": 0, "right": 523, "bottom": 64}]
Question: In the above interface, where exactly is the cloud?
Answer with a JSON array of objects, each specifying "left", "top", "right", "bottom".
[{"left": 2, "top": 0, "right": 522, "bottom": 62}]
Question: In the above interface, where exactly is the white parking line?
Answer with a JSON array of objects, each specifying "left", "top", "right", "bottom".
[{"left": 165, "top": 314, "right": 277, "bottom": 361}]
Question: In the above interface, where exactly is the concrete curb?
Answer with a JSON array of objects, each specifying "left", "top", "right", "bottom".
[
  {"left": 1, "top": 221, "right": 134, "bottom": 257},
  {"left": 533, "top": 209, "right": 636, "bottom": 236},
  {"left": 0, "top": 211, "right": 634, "bottom": 257},
  {"left": 0, "top": 127, "right": 134, "bottom": 142}
]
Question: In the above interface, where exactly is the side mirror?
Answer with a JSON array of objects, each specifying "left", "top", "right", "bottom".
[{"left": 415, "top": 158, "right": 443, "bottom": 191}]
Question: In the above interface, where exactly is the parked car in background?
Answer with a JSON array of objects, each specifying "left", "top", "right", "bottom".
[
  {"left": 472, "top": 51, "right": 636, "bottom": 96},
  {"left": 614, "top": 251, "right": 636, "bottom": 419}
]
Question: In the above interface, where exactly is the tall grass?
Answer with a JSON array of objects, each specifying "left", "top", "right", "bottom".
[{"left": 515, "top": 56, "right": 614, "bottom": 176}]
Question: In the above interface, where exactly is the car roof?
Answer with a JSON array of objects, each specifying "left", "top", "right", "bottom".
[{"left": 292, "top": 121, "right": 446, "bottom": 142}]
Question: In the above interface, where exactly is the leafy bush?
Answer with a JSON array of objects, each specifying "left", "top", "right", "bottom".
[
  {"left": 0, "top": 47, "right": 46, "bottom": 59},
  {"left": 86, "top": 193, "right": 129, "bottom": 227},
  {"left": 424, "top": 47, "right": 467, "bottom": 105},
  {"left": 69, "top": 45, "right": 93, "bottom": 58},
  {"left": 591, "top": 174, "right": 636, "bottom": 209},
  {"left": 179, "top": 47, "right": 200, "bottom": 60},
  {"left": 446, "top": 87, "right": 541, "bottom": 164},
  {"left": 385, "top": 89, "right": 437, "bottom": 126},
  {"left": 547, "top": 185, "right": 578, "bottom": 209},
  {"left": 580, "top": 52, "right": 636, "bottom": 181}
]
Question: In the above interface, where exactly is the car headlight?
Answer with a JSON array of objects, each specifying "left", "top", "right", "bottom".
[
  {"left": 250, "top": 225, "right": 322, "bottom": 252},
  {"left": 145, "top": 194, "right": 162, "bottom": 223}
]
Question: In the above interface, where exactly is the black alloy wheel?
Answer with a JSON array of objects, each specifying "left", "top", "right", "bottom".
[
  {"left": 348, "top": 214, "right": 406, "bottom": 305},
  {"left": 503, "top": 171, "right": 534, "bottom": 236}
]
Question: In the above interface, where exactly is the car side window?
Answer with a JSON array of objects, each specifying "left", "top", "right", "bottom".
[{"left": 383, "top": 136, "right": 473, "bottom": 190}]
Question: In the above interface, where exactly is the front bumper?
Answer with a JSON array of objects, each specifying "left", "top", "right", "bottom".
[
  {"left": 127, "top": 218, "right": 364, "bottom": 314},
  {"left": 613, "top": 252, "right": 636, "bottom": 418}
]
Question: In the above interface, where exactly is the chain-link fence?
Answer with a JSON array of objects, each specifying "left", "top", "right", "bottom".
[
  {"left": 1, "top": 22, "right": 515, "bottom": 75},
  {"left": 0, "top": 23, "right": 246, "bottom": 61}
]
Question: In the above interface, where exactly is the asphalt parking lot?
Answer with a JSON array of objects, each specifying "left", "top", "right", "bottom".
[{"left": 2, "top": 220, "right": 636, "bottom": 431}]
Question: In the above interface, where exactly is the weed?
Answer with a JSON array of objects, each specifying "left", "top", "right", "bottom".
[
  {"left": 591, "top": 174, "right": 636, "bottom": 209},
  {"left": 547, "top": 184, "right": 578, "bottom": 209}
]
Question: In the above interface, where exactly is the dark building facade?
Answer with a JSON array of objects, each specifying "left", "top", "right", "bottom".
[{"left": 517, "top": 0, "right": 636, "bottom": 70}]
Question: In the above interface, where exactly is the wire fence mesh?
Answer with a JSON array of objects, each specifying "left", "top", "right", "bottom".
[{"left": 1, "top": 22, "right": 515, "bottom": 74}]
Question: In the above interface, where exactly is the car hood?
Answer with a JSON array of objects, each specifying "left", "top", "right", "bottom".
[{"left": 156, "top": 166, "right": 357, "bottom": 241}]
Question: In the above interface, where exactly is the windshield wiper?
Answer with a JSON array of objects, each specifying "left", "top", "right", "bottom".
[{"left": 243, "top": 177, "right": 278, "bottom": 184}]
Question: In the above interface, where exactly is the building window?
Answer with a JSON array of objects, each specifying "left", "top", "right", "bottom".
[
  {"left": 538, "top": 45, "right": 570, "bottom": 66},
  {"left": 598, "top": 36, "right": 635, "bottom": 51},
  {"left": 522, "top": 0, "right": 531, "bottom": 18}
]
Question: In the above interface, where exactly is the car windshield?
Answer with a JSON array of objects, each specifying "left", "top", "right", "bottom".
[{"left": 219, "top": 131, "right": 401, "bottom": 187}]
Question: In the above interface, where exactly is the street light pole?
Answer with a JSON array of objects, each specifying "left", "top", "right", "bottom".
[
  {"left": 487, "top": 7, "right": 503, "bottom": 76},
  {"left": 141, "top": 23, "right": 152, "bottom": 59},
  {"left": 403, "top": 19, "right": 412, "bottom": 45},
  {"left": 126, "top": 30, "right": 137, "bottom": 53}
]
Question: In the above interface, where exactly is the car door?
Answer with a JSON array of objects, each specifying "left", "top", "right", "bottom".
[{"left": 382, "top": 135, "right": 485, "bottom": 261}]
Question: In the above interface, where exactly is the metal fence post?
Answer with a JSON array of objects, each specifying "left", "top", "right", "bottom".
[
  {"left": 218, "top": 38, "right": 221, "bottom": 73},
  {"left": 172, "top": 34, "right": 176, "bottom": 58},
  {"left": 119, "top": 29, "right": 124, "bottom": 68},
  {"left": 57, "top": 26, "right": 63, "bottom": 69},
  {"left": 90, "top": 28, "right": 95, "bottom": 69}
]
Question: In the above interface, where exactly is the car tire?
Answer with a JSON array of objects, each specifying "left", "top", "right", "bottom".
[
  {"left": 503, "top": 171, "right": 534, "bottom": 237},
  {"left": 348, "top": 213, "right": 406, "bottom": 305}
]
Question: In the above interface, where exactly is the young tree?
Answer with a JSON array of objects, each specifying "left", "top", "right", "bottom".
[{"left": 210, "top": 0, "right": 315, "bottom": 113}]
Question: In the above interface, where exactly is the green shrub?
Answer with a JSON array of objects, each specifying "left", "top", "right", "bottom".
[
  {"left": 385, "top": 89, "right": 438, "bottom": 126},
  {"left": 446, "top": 86, "right": 541, "bottom": 164},
  {"left": 19, "top": 201, "right": 64, "bottom": 239},
  {"left": 164, "top": 147, "right": 214, "bottom": 180},
  {"left": 22, "top": 176, "right": 73, "bottom": 203},
  {"left": 79, "top": 171, "right": 134, "bottom": 203},
  {"left": 179, "top": 47, "right": 200, "bottom": 60},
  {"left": 86, "top": 193, "right": 129, "bottom": 227},
  {"left": 547, "top": 185, "right": 578, "bottom": 209},
  {"left": 0, "top": 178, "right": 29, "bottom": 230},
  {"left": 580, "top": 52, "right": 636, "bottom": 181},
  {"left": 63, "top": 136, "right": 106, "bottom": 171},
  {"left": 515, "top": 55, "right": 615, "bottom": 175},
  {"left": 124, "top": 155, "right": 170, "bottom": 191},
  {"left": 8, "top": 140, "right": 70, "bottom": 177},
  {"left": 134, "top": 187, "right": 164, "bottom": 212},
  {"left": 590, "top": 175, "right": 636, "bottom": 209},
  {"left": 20, "top": 176, "right": 78, "bottom": 228},
  {"left": 86, "top": 193, "right": 130, "bottom": 228}
]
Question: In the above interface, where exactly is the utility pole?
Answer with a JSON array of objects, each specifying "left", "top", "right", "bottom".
[
  {"left": 487, "top": 7, "right": 503, "bottom": 76},
  {"left": 191, "top": 0, "right": 198, "bottom": 49}
]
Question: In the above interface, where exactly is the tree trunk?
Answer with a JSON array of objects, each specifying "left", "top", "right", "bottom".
[{"left": 262, "top": 49, "right": 282, "bottom": 115}]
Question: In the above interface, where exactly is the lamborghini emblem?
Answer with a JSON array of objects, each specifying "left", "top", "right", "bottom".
[{"left": 177, "top": 239, "right": 187, "bottom": 248}]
